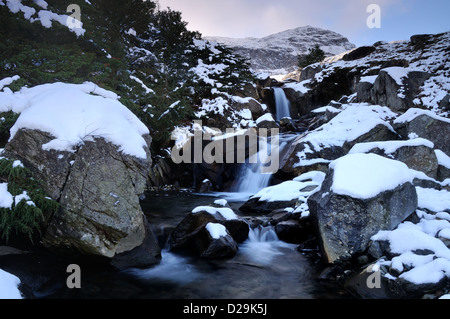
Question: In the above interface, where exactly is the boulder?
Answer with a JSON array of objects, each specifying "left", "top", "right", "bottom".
[
  {"left": 308, "top": 153, "right": 418, "bottom": 264},
  {"left": 240, "top": 180, "right": 320, "bottom": 215},
  {"left": 393, "top": 109, "right": 450, "bottom": 156},
  {"left": 300, "top": 63, "right": 323, "bottom": 82},
  {"left": 349, "top": 138, "right": 439, "bottom": 179},
  {"left": 342, "top": 46, "right": 376, "bottom": 61},
  {"left": 169, "top": 205, "right": 249, "bottom": 253},
  {"left": 5, "top": 129, "right": 161, "bottom": 269},
  {"left": 370, "top": 68, "right": 431, "bottom": 112},
  {"left": 274, "top": 219, "right": 312, "bottom": 244},
  {"left": 198, "top": 223, "right": 238, "bottom": 259}
]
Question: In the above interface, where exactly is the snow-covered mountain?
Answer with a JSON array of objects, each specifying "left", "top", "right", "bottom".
[{"left": 205, "top": 26, "right": 356, "bottom": 76}]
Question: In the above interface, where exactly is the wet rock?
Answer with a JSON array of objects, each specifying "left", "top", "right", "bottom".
[
  {"left": 198, "top": 223, "right": 238, "bottom": 259},
  {"left": 169, "top": 205, "right": 249, "bottom": 252},
  {"left": 240, "top": 197, "right": 298, "bottom": 215},
  {"left": 275, "top": 219, "right": 312, "bottom": 244}
]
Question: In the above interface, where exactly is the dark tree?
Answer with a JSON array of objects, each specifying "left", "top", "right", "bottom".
[{"left": 298, "top": 45, "right": 325, "bottom": 68}]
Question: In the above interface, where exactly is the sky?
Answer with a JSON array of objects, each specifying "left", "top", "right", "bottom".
[{"left": 157, "top": 0, "right": 450, "bottom": 47}]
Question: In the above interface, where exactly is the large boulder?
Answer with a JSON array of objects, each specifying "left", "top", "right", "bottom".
[
  {"left": 3, "top": 82, "right": 161, "bottom": 269},
  {"left": 278, "top": 103, "right": 399, "bottom": 178},
  {"left": 393, "top": 108, "right": 450, "bottom": 156},
  {"left": 6, "top": 131, "right": 161, "bottom": 269},
  {"left": 349, "top": 138, "right": 439, "bottom": 179},
  {"left": 308, "top": 153, "right": 418, "bottom": 264},
  {"left": 370, "top": 67, "right": 431, "bottom": 112}
]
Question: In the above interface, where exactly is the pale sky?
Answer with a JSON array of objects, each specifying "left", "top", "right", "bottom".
[{"left": 157, "top": 0, "right": 450, "bottom": 47}]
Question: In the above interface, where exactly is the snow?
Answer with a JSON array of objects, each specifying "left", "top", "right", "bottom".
[
  {"left": 4, "top": 0, "right": 85, "bottom": 36},
  {"left": 0, "top": 183, "right": 14, "bottom": 208},
  {"left": 213, "top": 199, "right": 228, "bottom": 207},
  {"left": 205, "top": 222, "right": 228, "bottom": 239},
  {"left": 0, "top": 75, "right": 20, "bottom": 91},
  {"left": 416, "top": 187, "right": 450, "bottom": 212},
  {"left": 382, "top": 67, "right": 412, "bottom": 86},
  {"left": 330, "top": 153, "right": 414, "bottom": 200},
  {"left": 435, "top": 150, "right": 450, "bottom": 169},
  {"left": 282, "top": 80, "right": 311, "bottom": 94},
  {"left": 192, "top": 206, "right": 238, "bottom": 220},
  {"left": 349, "top": 138, "right": 434, "bottom": 155},
  {"left": 255, "top": 113, "right": 275, "bottom": 124},
  {"left": 130, "top": 75, "right": 155, "bottom": 94},
  {"left": 6, "top": 82, "right": 150, "bottom": 159},
  {"left": 394, "top": 108, "right": 450, "bottom": 125},
  {"left": 360, "top": 75, "right": 378, "bottom": 84},
  {"left": 0, "top": 269, "right": 22, "bottom": 299},
  {"left": 251, "top": 180, "right": 319, "bottom": 202},
  {"left": 295, "top": 103, "right": 396, "bottom": 165}
]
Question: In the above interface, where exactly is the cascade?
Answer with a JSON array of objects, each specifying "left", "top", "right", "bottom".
[
  {"left": 231, "top": 134, "right": 296, "bottom": 195},
  {"left": 273, "top": 87, "right": 291, "bottom": 121}
]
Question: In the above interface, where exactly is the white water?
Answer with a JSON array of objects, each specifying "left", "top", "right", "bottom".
[
  {"left": 273, "top": 87, "right": 291, "bottom": 121},
  {"left": 230, "top": 134, "right": 296, "bottom": 196},
  {"left": 126, "top": 226, "right": 295, "bottom": 285}
]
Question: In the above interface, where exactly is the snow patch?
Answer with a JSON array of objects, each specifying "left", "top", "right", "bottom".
[{"left": 330, "top": 153, "right": 414, "bottom": 200}]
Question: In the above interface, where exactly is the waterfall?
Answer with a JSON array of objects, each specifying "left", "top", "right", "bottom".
[
  {"left": 273, "top": 87, "right": 291, "bottom": 121},
  {"left": 231, "top": 134, "right": 296, "bottom": 195}
]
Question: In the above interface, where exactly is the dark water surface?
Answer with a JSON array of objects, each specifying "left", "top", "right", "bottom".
[{"left": 0, "top": 191, "right": 351, "bottom": 299}]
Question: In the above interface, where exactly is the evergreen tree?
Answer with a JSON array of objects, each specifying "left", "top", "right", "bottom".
[{"left": 298, "top": 44, "right": 326, "bottom": 68}]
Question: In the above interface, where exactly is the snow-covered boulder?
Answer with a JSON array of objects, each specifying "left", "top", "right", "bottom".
[
  {"left": 349, "top": 138, "right": 439, "bottom": 179},
  {"left": 279, "top": 103, "right": 399, "bottom": 178},
  {"left": 308, "top": 153, "right": 418, "bottom": 264},
  {"left": 394, "top": 108, "right": 450, "bottom": 157},
  {"left": 169, "top": 202, "right": 249, "bottom": 255},
  {"left": 3, "top": 82, "right": 160, "bottom": 269},
  {"left": 370, "top": 67, "right": 431, "bottom": 112},
  {"left": 198, "top": 223, "right": 239, "bottom": 259},
  {"left": 240, "top": 180, "right": 319, "bottom": 214}
]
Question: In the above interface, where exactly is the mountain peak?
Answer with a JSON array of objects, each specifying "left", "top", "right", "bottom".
[{"left": 205, "top": 26, "right": 355, "bottom": 75}]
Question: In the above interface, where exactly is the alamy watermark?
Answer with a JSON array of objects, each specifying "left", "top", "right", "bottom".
[
  {"left": 66, "top": 264, "right": 81, "bottom": 289},
  {"left": 367, "top": 4, "right": 381, "bottom": 29},
  {"left": 171, "top": 120, "right": 280, "bottom": 174},
  {"left": 66, "top": 4, "right": 82, "bottom": 30},
  {"left": 365, "top": 264, "right": 381, "bottom": 289}
]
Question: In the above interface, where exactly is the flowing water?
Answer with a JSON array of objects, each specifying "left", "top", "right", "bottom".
[{"left": 273, "top": 87, "right": 292, "bottom": 121}]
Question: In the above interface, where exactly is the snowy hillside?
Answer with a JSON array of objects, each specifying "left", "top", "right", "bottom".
[{"left": 206, "top": 26, "right": 356, "bottom": 75}]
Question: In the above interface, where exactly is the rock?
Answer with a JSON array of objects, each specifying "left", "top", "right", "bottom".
[
  {"left": 355, "top": 80, "right": 374, "bottom": 103},
  {"left": 169, "top": 205, "right": 249, "bottom": 253},
  {"left": 5, "top": 129, "right": 161, "bottom": 269},
  {"left": 240, "top": 196, "right": 297, "bottom": 215},
  {"left": 410, "top": 34, "right": 433, "bottom": 47},
  {"left": 198, "top": 223, "right": 238, "bottom": 258},
  {"left": 198, "top": 179, "right": 213, "bottom": 193},
  {"left": 300, "top": 63, "right": 323, "bottom": 82},
  {"left": 394, "top": 109, "right": 450, "bottom": 156},
  {"left": 349, "top": 139, "right": 439, "bottom": 179},
  {"left": 439, "top": 94, "right": 450, "bottom": 112},
  {"left": 275, "top": 219, "right": 312, "bottom": 244},
  {"left": 370, "top": 68, "right": 431, "bottom": 112},
  {"left": 342, "top": 46, "right": 376, "bottom": 61},
  {"left": 307, "top": 153, "right": 418, "bottom": 264},
  {"left": 255, "top": 113, "right": 279, "bottom": 129}
]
